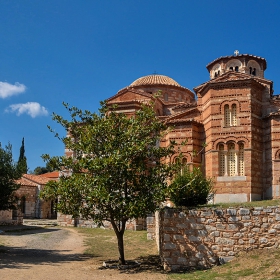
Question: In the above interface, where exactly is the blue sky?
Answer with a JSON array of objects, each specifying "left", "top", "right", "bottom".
[{"left": 1, "top": 1, "right": 280, "bottom": 172}]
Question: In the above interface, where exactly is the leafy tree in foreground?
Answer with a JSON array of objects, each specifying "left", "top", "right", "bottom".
[
  {"left": 169, "top": 166, "right": 213, "bottom": 207},
  {"left": 17, "top": 137, "right": 28, "bottom": 174},
  {"left": 0, "top": 143, "right": 21, "bottom": 211},
  {"left": 41, "top": 101, "right": 175, "bottom": 264}
]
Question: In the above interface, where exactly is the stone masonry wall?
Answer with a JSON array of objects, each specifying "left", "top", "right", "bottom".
[
  {"left": 0, "top": 210, "right": 23, "bottom": 225},
  {"left": 57, "top": 213, "right": 146, "bottom": 231},
  {"left": 154, "top": 206, "right": 280, "bottom": 271}
]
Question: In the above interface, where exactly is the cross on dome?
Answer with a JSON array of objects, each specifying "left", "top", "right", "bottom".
[{"left": 234, "top": 50, "right": 239, "bottom": 56}]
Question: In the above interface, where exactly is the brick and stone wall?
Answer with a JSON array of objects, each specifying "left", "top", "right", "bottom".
[
  {"left": 0, "top": 210, "right": 23, "bottom": 225},
  {"left": 57, "top": 213, "right": 146, "bottom": 231},
  {"left": 151, "top": 206, "right": 280, "bottom": 271}
]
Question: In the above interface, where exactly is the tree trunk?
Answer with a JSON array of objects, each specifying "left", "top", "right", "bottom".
[
  {"left": 111, "top": 218, "right": 127, "bottom": 265},
  {"left": 117, "top": 231, "right": 125, "bottom": 265}
]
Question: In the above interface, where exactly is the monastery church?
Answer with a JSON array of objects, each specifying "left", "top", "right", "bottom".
[{"left": 105, "top": 52, "right": 280, "bottom": 203}]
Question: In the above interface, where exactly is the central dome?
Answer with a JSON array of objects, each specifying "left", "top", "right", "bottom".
[{"left": 130, "top": 74, "right": 181, "bottom": 87}]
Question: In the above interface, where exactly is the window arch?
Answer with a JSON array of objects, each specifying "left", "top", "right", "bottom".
[
  {"left": 224, "top": 104, "right": 237, "bottom": 127},
  {"left": 218, "top": 142, "right": 245, "bottom": 177}
]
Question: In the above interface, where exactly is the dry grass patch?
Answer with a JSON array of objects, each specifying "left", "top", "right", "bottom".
[
  {"left": 206, "top": 199, "right": 280, "bottom": 209},
  {"left": 168, "top": 248, "right": 280, "bottom": 280},
  {"left": 74, "top": 227, "right": 163, "bottom": 273}
]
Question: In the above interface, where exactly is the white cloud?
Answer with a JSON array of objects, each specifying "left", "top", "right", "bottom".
[
  {"left": 0, "top": 82, "right": 26, "bottom": 98},
  {"left": 6, "top": 102, "right": 49, "bottom": 118}
]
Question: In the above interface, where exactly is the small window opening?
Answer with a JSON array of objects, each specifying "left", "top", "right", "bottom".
[
  {"left": 235, "top": 66, "right": 239, "bottom": 72},
  {"left": 252, "top": 68, "right": 256, "bottom": 76},
  {"left": 21, "top": 196, "right": 26, "bottom": 214},
  {"left": 230, "top": 67, "right": 233, "bottom": 71}
]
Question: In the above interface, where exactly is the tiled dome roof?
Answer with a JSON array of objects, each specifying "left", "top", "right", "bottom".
[{"left": 130, "top": 75, "right": 181, "bottom": 87}]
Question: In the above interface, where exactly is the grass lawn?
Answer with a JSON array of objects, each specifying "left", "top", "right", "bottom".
[
  {"left": 75, "top": 226, "right": 280, "bottom": 279},
  {"left": 208, "top": 199, "right": 280, "bottom": 209}
]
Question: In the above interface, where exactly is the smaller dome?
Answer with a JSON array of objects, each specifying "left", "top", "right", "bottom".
[{"left": 130, "top": 74, "right": 181, "bottom": 87}]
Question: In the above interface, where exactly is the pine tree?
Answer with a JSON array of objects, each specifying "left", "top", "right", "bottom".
[
  {"left": 0, "top": 143, "right": 21, "bottom": 210},
  {"left": 17, "top": 137, "right": 28, "bottom": 174}
]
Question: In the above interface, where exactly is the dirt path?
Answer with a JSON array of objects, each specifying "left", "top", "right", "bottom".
[{"left": 0, "top": 227, "right": 167, "bottom": 280}]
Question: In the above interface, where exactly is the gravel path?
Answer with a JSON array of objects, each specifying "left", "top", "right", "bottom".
[{"left": 0, "top": 226, "right": 167, "bottom": 280}]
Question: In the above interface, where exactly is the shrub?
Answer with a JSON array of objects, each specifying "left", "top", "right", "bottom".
[{"left": 169, "top": 167, "right": 213, "bottom": 207}]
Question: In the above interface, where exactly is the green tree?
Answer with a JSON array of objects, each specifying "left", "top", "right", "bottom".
[
  {"left": 17, "top": 137, "right": 28, "bottom": 174},
  {"left": 33, "top": 162, "right": 54, "bottom": 175},
  {"left": 0, "top": 143, "right": 21, "bottom": 211},
  {"left": 41, "top": 101, "right": 175, "bottom": 265},
  {"left": 169, "top": 166, "right": 213, "bottom": 207}
]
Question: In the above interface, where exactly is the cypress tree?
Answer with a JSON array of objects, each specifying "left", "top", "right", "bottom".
[{"left": 17, "top": 137, "right": 28, "bottom": 174}]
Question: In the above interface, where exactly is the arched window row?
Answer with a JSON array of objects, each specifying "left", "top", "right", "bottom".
[
  {"left": 174, "top": 157, "right": 188, "bottom": 165},
  {"left": 224, "top": 104, "right": 237, "bottom": 127},
  {"left": 218, "top": 142, "right": 244, "bottom": 177}
]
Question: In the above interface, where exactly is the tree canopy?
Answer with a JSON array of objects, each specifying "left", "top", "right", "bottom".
[
  {"left": 0, "top": 143, "right": 21, "bottom": 211},
  {"left": 33, "top": 162, "right": 54, "bottom": 175},
  {"left": 41, "top": 101, "right": 175, "bottom": 264}
]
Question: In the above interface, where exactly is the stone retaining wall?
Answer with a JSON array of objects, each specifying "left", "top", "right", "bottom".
[{"left": 153, "top": 206, "right": 280, "bottom": 271}]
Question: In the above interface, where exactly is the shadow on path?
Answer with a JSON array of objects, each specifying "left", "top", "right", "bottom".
[{"left": 0, "top": 246, "right": 92, "bottom": 270}]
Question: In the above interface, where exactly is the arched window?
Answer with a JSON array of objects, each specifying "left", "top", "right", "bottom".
[
  {"left": 218, "top": 142, "right": 245, "bottom": 177},
  {"left": 235, "top": 66, "right": 239, "bottom": 72},
  {"left": 224, "top": 104, "right": 237, "bottom": 127}
]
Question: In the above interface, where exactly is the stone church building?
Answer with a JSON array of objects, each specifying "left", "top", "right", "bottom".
[{"left": 105, "top": 53, "right": 280, "bottom": 203}]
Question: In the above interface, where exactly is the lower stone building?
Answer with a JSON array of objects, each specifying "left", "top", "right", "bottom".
[{"left": 16, "top": 173, "right": 58, "bottom": 219}]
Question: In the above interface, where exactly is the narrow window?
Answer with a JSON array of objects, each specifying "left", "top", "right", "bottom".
[
  {"left": 21, "top": 196, "right": 26, "bottom": 214},
  {"left": 232, "top": 104, "right": 237, "bottom": 126},
  {"left": 219, "top": 144, "right": 226, "bottom": 176},
  {"left": 238, "top": 143, "right": 244, "bottom": 176},
  {"left": 228, "top": 143, "right": 236, "bottom": 176},
  {"left": 230, "top": 67, "right": 233, "bottom": 71},
  {"left": 224, "top": 104, "right": 237, "bottom": 127},
  {"left": 249, "top": 67, "right": 252, "bottom": 74},
  {"left": 224, "top": 105, "right": 230, "bottom": 126},
  {"left": 252, "top": 68, "right": 256, "bottom": 76},
  {"left": 235, "top": 66, "right": 239, "bottom": 72}
]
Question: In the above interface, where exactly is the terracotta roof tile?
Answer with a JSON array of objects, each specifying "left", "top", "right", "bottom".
[
  {"left": 39, "top": 171, "right": 59, "bottom": 179},
  {"left": 23, "top": 174, "right": 54, "bottom": 185},
  {"left": 16, "top": 177, "right": 38, "bottom": 187},
  {"left": 130, "top": 75, "right": 182, "bottom": 87}
]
